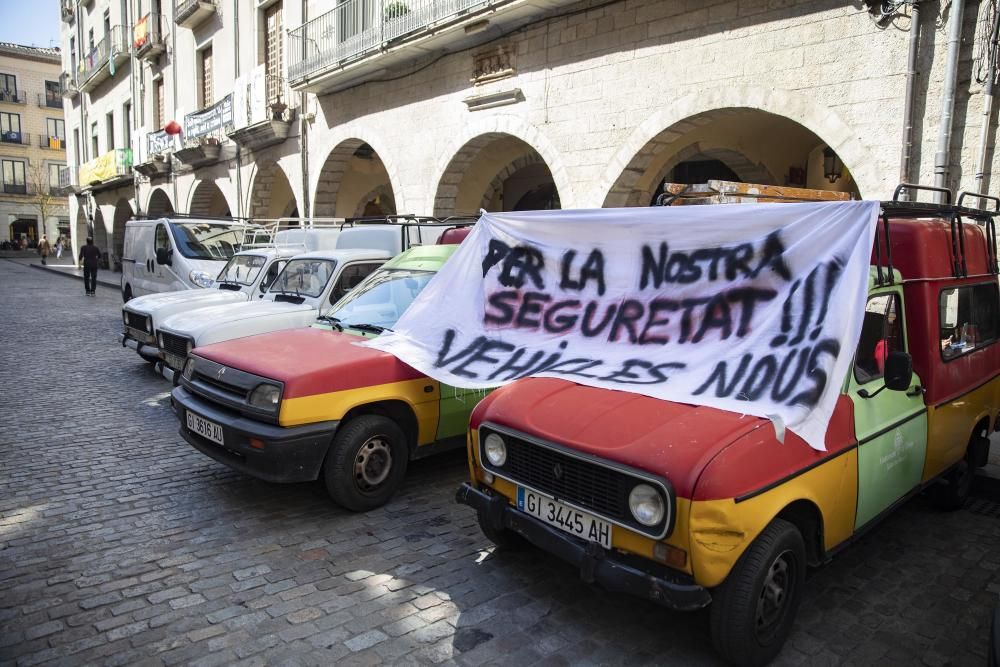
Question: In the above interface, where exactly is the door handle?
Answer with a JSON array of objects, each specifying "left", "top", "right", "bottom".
[{"left": 906, "top": 385, "right": 925, "bottom": 397}]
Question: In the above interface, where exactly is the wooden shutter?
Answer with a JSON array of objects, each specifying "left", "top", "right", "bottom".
[{"left": 264, "top": 2, "right": 283, "bottom": 104}]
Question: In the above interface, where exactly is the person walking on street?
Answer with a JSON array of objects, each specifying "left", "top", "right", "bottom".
[
  {"left": 38, "top": 235, "right": 51, "bottom": 266},
  {"left": 78, "top": 237, "right": 101, "bottom": 296},
  {"left": 55, "top": 236, "right": 63, "bottom": 259}
]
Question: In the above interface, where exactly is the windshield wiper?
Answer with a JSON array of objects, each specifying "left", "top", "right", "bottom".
[
  {"left": 345, "top": 323, "right": 390, "bottom": 334},
  {"left": 317, "top": 315, "right": 343, "bottom": 332}
]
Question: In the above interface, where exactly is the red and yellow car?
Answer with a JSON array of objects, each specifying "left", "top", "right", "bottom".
[{"left": 458, "top": 193, "right": 1000, "bottom": 665}]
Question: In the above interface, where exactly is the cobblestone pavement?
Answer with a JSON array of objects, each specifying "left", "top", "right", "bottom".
[{"left": 2, "top": 258, "right": 999, "bottom": 666}]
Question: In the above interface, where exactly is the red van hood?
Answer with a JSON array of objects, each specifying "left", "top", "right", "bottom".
[
  {"left": 478, "top": 378, "right": 855, "bottom": 500},
  {"left": 193, "top": 328, "right": 424, "bottom": 398}
]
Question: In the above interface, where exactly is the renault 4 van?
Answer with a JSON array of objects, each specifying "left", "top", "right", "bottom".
[
  {"left": 170, "top": 227, "right": 478, "bottom": 510},
  {"left": 458, "top": 187, "right": 1000, "bottom": 666}
]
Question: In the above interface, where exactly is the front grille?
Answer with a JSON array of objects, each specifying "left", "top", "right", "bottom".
[
  {"left": 125, "top": 311, "right": 149, "bottom": 332},
  {"left": 504, "top": 434, "right": 630, "bottom": 520},
  {"left": 160, "top": 332, "right": 192, "bottom": 359},
  {"left": 481, "top": 424, "right": 672, "bottom": 538},
  {"left": 193, "top": 371, "right": 247, "bottom": 401}
]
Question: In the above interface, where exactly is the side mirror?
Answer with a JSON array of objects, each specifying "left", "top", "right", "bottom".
[
  {"left": 155, "top": 247, "right": 171, "bottom": 266},
  {"left": 884, "top": 351, "right": 913, "bottom": 391}
]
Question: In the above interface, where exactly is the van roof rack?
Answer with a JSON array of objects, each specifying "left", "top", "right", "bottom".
[
  {"left": 132, "top": 213, "right": 255, "bottom": 223},
  {"left": 344, "top": 214, "right": 479, "bottom": 227}
]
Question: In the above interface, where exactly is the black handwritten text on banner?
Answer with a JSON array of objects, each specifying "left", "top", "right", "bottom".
[{"left": 366, "top": 203, "right": 879, "bottom": 450}]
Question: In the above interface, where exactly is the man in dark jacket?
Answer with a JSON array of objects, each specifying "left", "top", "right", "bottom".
[{"left": 78, "top": 237, "right": 101, "bottom": 296}]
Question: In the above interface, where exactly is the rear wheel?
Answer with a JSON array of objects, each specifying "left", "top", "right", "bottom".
[
  {"left": 710, "top": 518, "right": 805, "bottom": 667},
  {"left": 475, "top": 505, "right": 525, "bottom": 551},
  {"left": 928, "top": 459, "right": 973, "bottom": 511},
  {"left": 123, "top": 285, "right": 132, "bottom": 302},
  {"left": 323, "top": 415, "right": 408, "bottom": 512}
]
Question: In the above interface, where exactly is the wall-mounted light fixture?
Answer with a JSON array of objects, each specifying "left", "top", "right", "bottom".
[{"left": 823, "top": 146, "right": 843, "bottom": 183}]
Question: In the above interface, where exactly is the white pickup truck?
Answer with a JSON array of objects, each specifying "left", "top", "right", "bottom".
[{"left": 119, "top": 225, "right": 343, "bottom": 363}]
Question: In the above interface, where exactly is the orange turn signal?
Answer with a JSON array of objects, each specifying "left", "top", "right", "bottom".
[
  {"left": 653, "top": 543, "right": 687, "bottom": 569},
  {"left": 249, "top": 438, "right": 265, "bottom": 450}
]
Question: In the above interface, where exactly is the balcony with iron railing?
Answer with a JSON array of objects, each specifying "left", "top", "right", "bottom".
[
  {"left": 228, "top": 75, "right": 295, "bottom": 151},
  {"left": 38, "top": 135, "right": 66, "bottom": 150},
  {"left": 0, "top": 88, "right": 27, "bottom": 105},
  {"left": 55, "top": 164, "right": 78, "bottom": 194},
  {"left": 134, "top": 13, "right": 167, "bottom": 60},
  {"left": 38, "top": 91, "right": 64, "bottom": 108},
  {"left": 79, "top": 147, "right": 133, "bottom": 189},
  {"left": 78, "top": 26, "right": 129, "bottom": 93},
  {"left": 60, "top": 72, "right": 79, "bottom": 99},
  {"left": 287, "top": 0, "right": 563, "bottom": 93},
  {"left": 60, "top": 0, "right": 74, "bottom": 22},
  {"left": 175, "top": 0, "right": 217, "bottom": 29},
  {"left": 0, "top": 131, "right": 30, "bottom": 146},
  {"left": 2, "top": 181, "right": 29, "bottom": 195}
]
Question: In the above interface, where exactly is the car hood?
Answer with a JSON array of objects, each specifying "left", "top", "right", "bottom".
[
  {"left": 159, "top": 300, "right": 314, "bottom": 339},
  {"left": 127, "top": 289, "right": 247, "bottom": 322},
  {"left": 479, "top": 378, "right": 856, "bottom": 500},
  {"left": 193, "top": 328, "right": 424, "bottom": 398}
]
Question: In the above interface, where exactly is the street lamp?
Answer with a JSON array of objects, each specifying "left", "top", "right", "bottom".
[{"left": 823, "top": 146, "right": 844, "bottom": 183}]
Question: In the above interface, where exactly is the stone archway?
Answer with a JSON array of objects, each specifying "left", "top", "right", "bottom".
[
  {"left": 188, "top": 180, "right": 232, "bottom": 217},
  {"left": 599, "top": 87, "right": 877, "bottom": 208},
  {"left": 313, "top": 140, "right": 398, "bottom": 219},
  {"left": 112, "top": 198, "right": 133, "bottom": 269},
  {"left": 247, "top": 161, "right": 298, "bottom": 221},
  {"left": 147, "top": 189, "right": 174, "bottom": 217},
  {"left": 433, "top": 134, "right": 560, "bottom": 216}
]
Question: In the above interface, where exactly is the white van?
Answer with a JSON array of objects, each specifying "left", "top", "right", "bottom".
[
  {"left": 119, "top": 222, "right": 346, "bottom": 363},
  {"left": 121, "top": 217, "right": 254, "bottom": 301}
]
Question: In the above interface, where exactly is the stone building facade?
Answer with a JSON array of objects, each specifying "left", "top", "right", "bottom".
[
  {"left": 58, "top": 0, "right": 1000, "bottom": 277},
  {"left": 0, "top": 43, "right": 68, "bottom": 247}
]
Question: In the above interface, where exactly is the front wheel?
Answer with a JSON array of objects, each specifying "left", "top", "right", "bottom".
[
  {"left": 323, "top": 415, "right": 408, "bottom": 512},
  {"left": 928, "top": 459, "right": 973, "bottom": 511},
  {"left": 709, "top": 518, "right": 805, "bottom": 667}
]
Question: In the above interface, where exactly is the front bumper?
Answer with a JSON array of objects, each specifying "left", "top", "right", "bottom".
[
  {"left": 119, "top": 332, "right": 161, "bottom": 362},
  {"left": 171, "top": 385, "right": 339, "bottom": 483},
  {"left": 457, "top": 483, "right": 711, "bottom": 612},
  {"left": 155, "top": 362, "right": 177, "bottom": 385}
]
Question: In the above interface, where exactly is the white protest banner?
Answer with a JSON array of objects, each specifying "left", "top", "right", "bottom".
[{"left": 366, "top": 202, "right": 880, "bottom": 451}]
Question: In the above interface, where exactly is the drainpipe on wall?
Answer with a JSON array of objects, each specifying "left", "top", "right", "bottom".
[
  {"left": 234, "top": 0, "right": 243, "bottom": 219},
  {"left": 130, "top": 0, "right": 142, "bottom": 217},
  {"left": 300, "top": 0, "right": 310, "bottom": 220},
  {"left": 975, "top": 3, "right": 1000, "bottom": 194},
  {"left": 171, "top": 5, "right": 179, "bottom": 213},
  {"left": 899, "top": 1, "right": 921, "bottom": 195},
  {"left": 933, "top": 0, "right": 967, "bottom": 202}
]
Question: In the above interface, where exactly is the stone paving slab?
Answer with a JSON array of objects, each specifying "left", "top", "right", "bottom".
[{"left": 1, "top": 259, "right": 998, "bottom": 666}]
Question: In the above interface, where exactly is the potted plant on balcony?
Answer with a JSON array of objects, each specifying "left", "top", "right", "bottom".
[{"left": 384, "top": 1, "right": 409, "bottom": 21}]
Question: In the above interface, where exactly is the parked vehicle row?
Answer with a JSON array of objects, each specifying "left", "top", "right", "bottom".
[{"left": 117, "top": 186, "right": 1000, "bottom": 666}]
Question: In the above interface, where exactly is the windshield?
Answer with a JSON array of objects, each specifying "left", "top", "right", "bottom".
[
  {"left": 169, "top": 222, "right": 245, "bottom": 260},
  {"left": 216, "top": 254, "right": 267, "bottom": 286},
  {"left": 269, "top": 258, "right": 337, "bottom": 298},
  {"left": 327, "top": 268, "right": 435, "bottom": 330}
]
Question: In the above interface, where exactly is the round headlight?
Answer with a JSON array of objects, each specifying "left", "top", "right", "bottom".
[
  {"left": 182, "top": 357, "right": 196, "bottom": 381},
  {"left": 248, "top": 383, "right": 281, "bottom": 409},
  {"left": 483, "top": 433, "right": 507, "bottom": 467},
  {"left": 628, "top": 484, "right": 665, "bottom": 527},
  {"left": 189, "top": 270, "right": 214, "bottom": 289}
]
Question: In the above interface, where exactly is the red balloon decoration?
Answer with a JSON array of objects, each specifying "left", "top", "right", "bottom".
[{"left": 164, "top": 120, "right": 182, "bottom": 135}]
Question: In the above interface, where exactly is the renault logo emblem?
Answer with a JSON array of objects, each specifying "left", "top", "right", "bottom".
[
  {"left": 552, "top": 463, "right": 563, "bottom": 480},
  {"left": 216, "top": 367, "right": 226, "bottom": 380}
]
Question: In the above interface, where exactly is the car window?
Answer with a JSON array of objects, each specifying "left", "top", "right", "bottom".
[
  {"left": 329, "top": 263, "right": 382, "bottom": 304},
  {"left": 854, "top": 293, "right": 904, "bottom": 385},
  {"left": 940, "top": 283, "right": 1000, "bottom": 361},
  {"left": 169, "top": 222, "right": 243, "bottom": 260},
  {"left": 216, "top": 254, "right": 267, "bottom": 286},
  {"left": 327, "top": 268, "right": 435, "bottom": 330},
  {"left": 260, "top": 260, "right": 286, "bottom": 293},
  {"left": 269, "top": 258, "right": 337, "bottom": 298}
]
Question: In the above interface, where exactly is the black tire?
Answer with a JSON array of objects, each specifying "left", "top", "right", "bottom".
[
  {"left": 928, "top": 459, "right": 973, "bottom": 511},
  {"left": 475, "top": 506, "right": 525, "bottom": 551},
  {"left": 709, "top": 518, "right": 806, "bottom": 667},
  {"left": 123, "top": 285, "right": 132, "bottom": 302},
  {"left": 323, "top": 415, "right": 408, "bottom": 512}
]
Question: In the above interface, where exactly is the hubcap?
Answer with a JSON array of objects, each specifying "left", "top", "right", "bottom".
[
  {"left": 354, "top": 436, "right": 392, "bottom": 492},
  {"left": 755, "top": 549, "right": 795, "bottom": 644}
]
